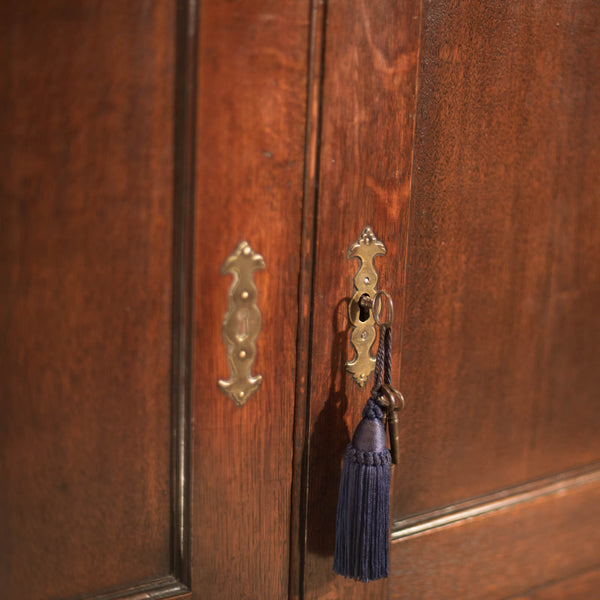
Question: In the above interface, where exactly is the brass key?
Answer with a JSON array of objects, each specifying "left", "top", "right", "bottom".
[{"left": 378, "top": 383, "right": 405, "bottom": 465}]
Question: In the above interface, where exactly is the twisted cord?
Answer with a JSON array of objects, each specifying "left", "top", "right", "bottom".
[
  {"left": 371, "top": 326, "right": 386, "bottom": 392},
  {"left": 383, "top": 327, "right": 392, "bottom": 386},
  {"left": 369, "top": 325, "right": 392, "bottom": 407}
]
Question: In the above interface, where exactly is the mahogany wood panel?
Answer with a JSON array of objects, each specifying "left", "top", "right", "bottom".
[
  {"left": 390, "top": 470, "right": 600, "bottom": 600},
  {"left": 191, "top": 1, "right": 309, "bottom": 598},
  {"left": 301, "top": 0, "right": 422, "bottom": 597},
  {"left": 0, "top": 2, "right": 177, "bottom": 599},
  {"left": 396, "top": 0, "right": 600, "bottom": 518}
]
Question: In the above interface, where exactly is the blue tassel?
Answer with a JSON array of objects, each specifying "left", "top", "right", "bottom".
[{"left": 333, "top": 399, "right": 391, "bottom": 582}]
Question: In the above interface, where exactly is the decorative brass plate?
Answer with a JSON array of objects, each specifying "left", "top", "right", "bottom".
[
  {"left": 345, "top": 226, "right": 386, "bottom": 386},
  {"left": 218, "top": 241, "right": 265, "bottom": 406}
]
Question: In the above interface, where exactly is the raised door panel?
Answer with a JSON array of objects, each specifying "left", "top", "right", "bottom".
[
  {"left": 396, "top": 0, "right": 600, "bottom": 518},
  {"left": 390, "top": 0, "right": 600, "bottom": 597},
  {"left": 0, "top": 3, "right": 188, "bottom": 599}
]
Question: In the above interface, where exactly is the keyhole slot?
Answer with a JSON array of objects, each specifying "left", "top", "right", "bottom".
[{"left": 358, "top": 294, "right": 372, "bottom": 322}]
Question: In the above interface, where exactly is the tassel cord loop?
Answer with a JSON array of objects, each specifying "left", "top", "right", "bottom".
[{"left": 368, "top": 325, "right": 392, "bottom": 408}]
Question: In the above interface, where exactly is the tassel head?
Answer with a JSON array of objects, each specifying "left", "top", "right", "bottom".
[{"left": 352, "top": 412, "right": 387, "bottom": 453}]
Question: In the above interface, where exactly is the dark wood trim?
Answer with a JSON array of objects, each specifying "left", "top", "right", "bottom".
[
  {"left": 170, "top": 0, "right": 198, "bottom": 590},
  {"left": 76, "top": 577, "right": 190, "bottom": 600},
  {"left": 288, "top": 1, "right": 328, "bottom": 599},
  {"left": 392, "top": 462, "right": 600, "bottom": 540}
]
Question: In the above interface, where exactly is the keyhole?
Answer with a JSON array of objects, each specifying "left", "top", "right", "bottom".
[
  {"left": 236, "top": 309, "right": 249, "bottom": 342},
  {"left": 358, "top": 294, "right": 371, "bottom": 322}
]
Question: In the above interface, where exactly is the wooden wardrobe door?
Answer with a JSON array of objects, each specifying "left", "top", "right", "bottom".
[
  {"left": 298, "top": 1, "right": 600, "bottom": 599},
  {"left": 4, "top": 1, "right": 600, "bottom": 599}
]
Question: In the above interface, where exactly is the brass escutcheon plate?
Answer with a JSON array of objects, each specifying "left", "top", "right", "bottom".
[
  {"left": 345, "top": 226, "right": 386, "bottom": 386},
  {"left": 218, "top": 241, "right": 265, "bottom": 406}
]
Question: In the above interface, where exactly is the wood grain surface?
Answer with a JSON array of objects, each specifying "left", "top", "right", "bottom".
[
  {"left": 4, "top": 1, "right": 600, "bottom": 599},
  {"left": 505, "top": 566, "right": 600, "bottom": 600},
  {"left": 0, "top": 2, "right": 177, "bottom": 598},
  {"left": 390, "top": 469, "right": 600, "bottom": 600},
  {"left": 191, "top": 1, "right": 309, "bottom": 598},
  {"left": 396, "top": 0, "right": 600, "bottom": 519},
  {"left": 301, "top": 0, "right": 422, "bottom": 597}
]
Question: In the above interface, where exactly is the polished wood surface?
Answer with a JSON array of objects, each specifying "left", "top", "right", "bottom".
[
  {"left": 396, "top": 0, "right": 600, "bottom": 518},
  {"left": 3, "top": 1, "right": 600, "bottom": 599},
  {"left": 0, "top": 2, "right": 177, "bottom": 598},
  {"left": 190, "top": 0, "right": 309, "bottom": 598},
  {"left": 390, "top": 469, "right": 600, "bottom": 600},
  {"left": 301, "top": 0, "right": 422, "bottom": 597},
  {"left": 507, "top": 567, "right": 600, "bottom": 600}
]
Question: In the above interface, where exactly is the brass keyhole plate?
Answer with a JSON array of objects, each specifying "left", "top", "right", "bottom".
[{"left": 345, "top": 226, "right": 386, "bottom": 387}]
